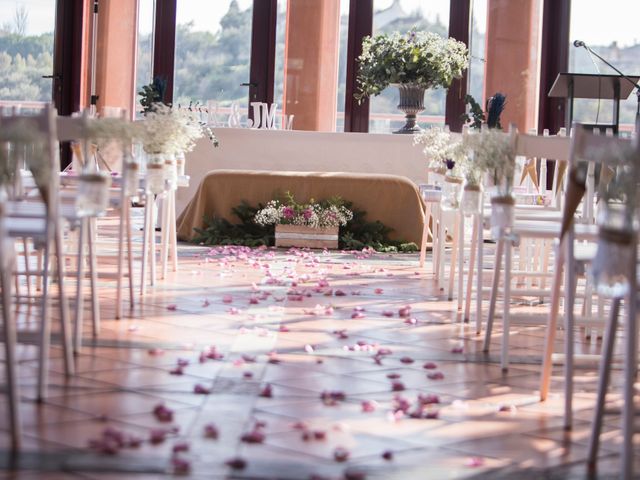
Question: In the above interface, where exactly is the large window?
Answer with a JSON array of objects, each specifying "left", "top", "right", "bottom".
[
  {"left": 368, "top": 0, "right": 450, "bottom": 133},
  {"left": 173, "top": 0, "right": 253, "bottom": 121},
  {"left": 569, "top": 0, "right": 640, "bottom": 132},
  {"left": 468, "top": 0, "right": 487, "bottom": 106},
  {"left": 136, "top": 0, "right": 155, "bottom": 117},
  {"left": 0, "top": 0, "right": 55, "bottom": 109}
]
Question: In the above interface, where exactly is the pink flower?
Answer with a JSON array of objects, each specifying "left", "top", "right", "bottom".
[
  {"left": 283, "top": 206, "right": 295, "bottom": 219},
  {"left": 303, "top": 208, "right": 313, "bottom": 220}
]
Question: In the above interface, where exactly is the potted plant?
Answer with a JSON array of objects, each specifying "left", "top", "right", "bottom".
[
  {"left": 254, "top": 193, "right": 353, "bottom": 249},
  {"left": 356, "top": 30, "right": 468, "bottom": 134}
]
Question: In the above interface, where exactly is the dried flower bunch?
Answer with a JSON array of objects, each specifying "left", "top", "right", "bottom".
[
  {"left": 254, "top": 192, "right": 353, "bottom": 229},
  {"left": 356, "top": 30, "right": 469, "bottom": 101},
  {"left": 413, "top": 126, "right": 466, "bottom": 176},
  {"left": 464, "top": 128, "right": 516, "bottom": 192}
]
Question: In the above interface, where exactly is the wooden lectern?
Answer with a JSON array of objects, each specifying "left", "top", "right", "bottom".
[{"left": 548, "top": 73, "right": 640, "bottom": 133}]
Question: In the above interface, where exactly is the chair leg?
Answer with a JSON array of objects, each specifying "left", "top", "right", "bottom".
[
  {"left": 88, "top": 218, "right": 100, "bottom": 337},
  {"left": 54, "top": 223, "right": 74, "bottom": 377},
  {"left": 622, "top": 258, "right": 637, "bottom": 480},
  {"left": 170, "top": 191, "right": 178, "bottom": 273},
  {"left": 150, "top": 195, "right": 157, "bottom": 286},
  {"left": 419, "top": 205, "right": 431, "bottom": 269},
  {"left": 74, "top": 220, "right": 86, "bottom": 355},
  {"left": 501, "top": 239, "right": 512, "bottom": 371},
  {"left": 22, "top": 238, "right": 31, "bottom": 297},
  {"left": 140, "top": 196, "right": 151, "bottom": 296},
  {"left": 125, "top": 202, "right": 135, "bottom": 310},
  {"left": 540, "top": 244, "right": 564, "bottom": 401},
  {"left": 448, "top": 212, "right": 459, "bottom": 301},
  {"left": 465, "top": 215, "right": 478, "bottom": 322},
  {"left": 1, "top": 252, "right": 21, "bottom": 450},
  {"left": 476, "top": 215, "right": 484, "bottom": 335},
  {"left": 115, "top": 203, "right": 126, "bottom": 320},
  {"left": 457, "top": 213, "right": 465, "bottom": 311},
  {"left": 483, "top": 237, "right": 504, "bottom": 352},
  {"left": 161, "top": 194, "right": 170, "bottom": 280},
  {"left": 564, "top": 237, "right": 577, "bottom": 430},
  {"left": 587, "top": 297, "right": 621, "bottom": 467},
  {"left": 37, "top": 238, "right": 52, "bottom": 401}
]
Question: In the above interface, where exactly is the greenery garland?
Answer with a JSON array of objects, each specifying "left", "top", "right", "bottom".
[{"left": 192, "top": 201, "right": 419, "bottom": 253}]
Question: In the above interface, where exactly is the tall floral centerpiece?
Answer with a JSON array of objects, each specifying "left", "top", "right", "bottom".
[{"left": 356, "top": 30, "right": 468, "bottom": 134}]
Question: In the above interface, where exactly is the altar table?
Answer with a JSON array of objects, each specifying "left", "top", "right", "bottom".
[{"left": 176, "top": 170, "right": 426, "bottom": 244}]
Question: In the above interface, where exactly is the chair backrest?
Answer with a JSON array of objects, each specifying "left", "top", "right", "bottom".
[{"left": 0, "top": 103, "right": 59, "bottom": 210}]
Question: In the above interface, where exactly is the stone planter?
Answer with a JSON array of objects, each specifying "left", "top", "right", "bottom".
[
  {"left": 393, "top": 83, "right": 426, "bottom": 134},
  {"left": 275, "top": 224, "right": 339, "bottom": 249}
]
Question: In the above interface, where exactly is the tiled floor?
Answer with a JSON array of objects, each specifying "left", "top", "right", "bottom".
[{"left": 0, "top": 235, "right": 637, "bottom": 479}]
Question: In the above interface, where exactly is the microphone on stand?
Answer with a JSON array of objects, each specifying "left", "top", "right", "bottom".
[
  {"left": 574, "top": 40, "right": 602, "bottom": 124},
  {"left": 573, "top": 40, "right": 585, "bottom": 48}
]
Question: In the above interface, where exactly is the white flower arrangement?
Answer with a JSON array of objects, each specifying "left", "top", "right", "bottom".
[
  {"left": 138, "top": 103, "right": 214, "bottom": 155},
  {"left": 464, "top": 128, "right": 515, "bottom": 193},
  {"left": 255, "top": 194, "right": 353, "bottom": 229},
  {"left": 413, "top": 126, "right": 467, "bottom": 178}
]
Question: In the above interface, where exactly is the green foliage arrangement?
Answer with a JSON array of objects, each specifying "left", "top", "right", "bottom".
[
  {"left": 138, "top": 77, "right": 168, "bottom": 114},
  {"left": 192, "top": 201, "right": 418, "bottom": 253},
  {"left": 355, "top": 30, "right": 468, "bottom": 102}
]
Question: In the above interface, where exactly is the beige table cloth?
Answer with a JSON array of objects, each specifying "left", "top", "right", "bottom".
[{"left": 177, "top": 170, "right": 426, "bottom": 244}]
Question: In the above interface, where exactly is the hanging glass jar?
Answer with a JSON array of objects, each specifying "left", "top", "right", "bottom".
[
  {"left": 489, "top": 194, "right": 515, "bottom": 239},
  {"left": 76, "top": 172, "right": 111, "bottom": 217},
  {"left": 164, "top": 154, "right": 177, "bottom": 190},
  {"left": 175, "top": 151, "right": 186, "bottom": 177},
  {"left": 461, "top": 183, "right": 483, "bottom": 215},
  {"left": 145, "top": 153, "right": 166, "bottom": 195},
  {"left": 440, "top": 172, "right": 462, "bottom": 211},
  {"left": 124, "top": 161, "right": 140, "bottom": 198}
]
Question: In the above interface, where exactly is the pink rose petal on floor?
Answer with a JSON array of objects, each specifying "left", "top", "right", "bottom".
[
  {"left": 193, "top": 384, "right": 211, "bottom": 394},
  {"left": 333, "top": 447, "right": 350, "bottom": 462},
  {"left": 243, "top": 371, "right": 254, "bottom": 379},
  {"left": 225, "top": 457, "right": 247, "bottom": 470},
  {"left": 240, "top": 429, "right": 265, "bottom": 444},
  {"left": 172, "top": 441, "right": 190, "bottom": 453},
  {"left": 351, "top": 312, "right": 365, "bottom": 319},
  {"left": 374, "top": 288, "right": 384, "bottom": 294},
  {"left": 386, "top": 373, "right": 401, "bottom": 379},
  {"left": 152, "top": 404, "right": 174, "bottom": 422},
  {"left": 382, "top": 450, "right": 394, "bottom": 461},
  {"left": 404, "top": 317, "right": 418, "bottom": 325},
  {"left": 171, "top": 455, "right": 191, "bottom": 474},
  {"left": 204, "top": 423, "right": 219, "bottom": 439},
  {"left": 361, "top": 400, "right": 377, "bottom": 413},
  {"left": 259, "top": 384, "right": 273, "bottom": 398},
  {"left": 391, "top": 381, "right": 405, "bottom": 392},
  {"left": 398, "top": 306, "right": 411, "bottom": 318},
  {"left": 422, "top": 362, "right": 438, "bottom": 370},
  {"left": 382, "top": 310, "right": 394, "bottom": 317},
  {"left": 399, "top": 356, "right": 414, "bottom": 364},
  {"left": 305, "top": 344, "right": 315, "bottom": 353},
  {"left": 451, "top": 345, "right": 464, "bottom": 354},
  {"left": 222, "top": 295, "right": 233, "bottom": 304},
  {"left": 466, "top": 457, "right": 485, "bottom": 467},
  {"left": 166, "top": 304, "right": 177, "bottom": 311},
  {"left": 228, "top": 307, "right": 240, "bottom": 315},
  {"left": 334, "top": 290, "right": 347, "bottom": 296},
  {"left": 201, "top": 299, "right": 210, "bottom": 307},
  {"left": 427, "top": 372, "right": 445, "bottom": 380},
  {"left": 169, "top": 366, "right": 184, "bottom": 375},
  {"left": 148, "top": 348, "right": 164, "bottom": 356}
]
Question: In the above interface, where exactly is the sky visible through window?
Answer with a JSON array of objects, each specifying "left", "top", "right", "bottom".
[{"left": 3, "top": 0, "right": 638, "bottom": 47}]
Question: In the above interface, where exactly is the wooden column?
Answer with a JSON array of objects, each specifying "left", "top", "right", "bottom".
[
  {"left": 445, "top": 0, "right": 471, "bottom": 132},
  {"left": 484, "top": 0, "right": 542, "bottom": 131},
  {"left": 282, "top": 0, "right": 341, "bottom": 131},
  {"left": 92, "top": 0, "right": 138, "bottom": 116},
  {"left": 537, "top": 0, "right": 571, "bottom": 135},
  {"left": 344, "top": 0, "right": 373, "bottom": 133},
  {"left": 153, "top": 0, "right": 177, "bottom": 105}
]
